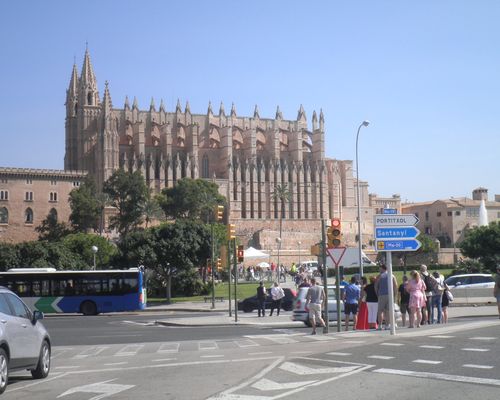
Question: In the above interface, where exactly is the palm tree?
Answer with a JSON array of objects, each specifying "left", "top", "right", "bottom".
[{"left": 271, "top": 184, "right": 291, "bottom": 272}]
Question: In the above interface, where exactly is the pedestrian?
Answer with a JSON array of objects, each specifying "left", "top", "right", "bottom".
[
  {"left": 298, "top": 277, "right": 310, "bottom": 288},
  {"left": 305, "top": 278, "right": 326, "bottom": 335},
  {"left": 406, "top": 270, "right": 427, "bottom": 328},
  {"left": 398, "top": 275, "right": 410, "bottom": 327},
  {"left": 420, "top": 264, "right": 433, "bottom": 324},
  {"left": 374, "top": 264, "right": 398, "bottom": 330},
  {"left": 269, "top": 282, "right": 285, "bottom": 316},
  {"left": 256, "top": 281, "right": 267, "bottom": 317},
  {"left": 343, "top": 276, "right": 361, "bottom": 331},
  {"left": 430, "top": 271, "right": 445, "bottom": 324},
  {"left": 442, "top": 281, "right": 452, "bottom": 323},
  {"left": 363, "top": 275, "right": 378, "bottom": 329},
  {"left": 495, "top": 265, "right": 500, "bottom": 319}
]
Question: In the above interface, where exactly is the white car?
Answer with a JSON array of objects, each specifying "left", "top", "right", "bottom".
[
  {"left": 444, "top": 273, "right": 495, "bottom": 304},
  {"left": 0, "top": 286, "right": 51, "bottom": 395}
]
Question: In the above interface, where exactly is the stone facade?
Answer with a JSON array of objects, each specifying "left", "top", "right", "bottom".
[
  {"left": 402, "top": 188, "right": 500, "bottom": 247},
  {"left": 0, "top": 168, "right": 86, "bottom": 243}
]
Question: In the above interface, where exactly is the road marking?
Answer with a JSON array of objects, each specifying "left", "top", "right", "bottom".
[
  {"left": 51, "top": 347, "right": 74, "bottom": 360},
  {"left": 290, "top": 351, "right": 311, "bottom": 354},
  {"left": 280, "top": 361, "right": 359, "bottom": 375},
  {"left": 461, "top": 348, "right": 489, "bottom": 352},
  {"left": 248, "top": 351, "right": 273, "bottom": 355},
  {"left": 413, "top": 359, "right": 442, "bottom": 365},
  {"left": 343, "top": 340, "right": 366, "bottom": 344},
  {"left": 429, "top": 335, "right": 454, "bottom": 339},
  {"left": 104, "top": 362, "right": 128, "bottom": 366},
  {"left": 199, "top": 341, "right": 218, "bottom": 350},
  {"left": 234, "top": 339, "right": 259, "bottom": 348},
  {"left": 261, "top": 335, "right": 299, "bottom": 344},
  {"left": 73, "top": 346, "right": 109, "bottom": 359},
  {"left": 470, "top": 337, "right": 496, "bottom": 341},
  {"left": 327, "top": 352, "right": 352, "bottom": 356},
  {"left": 114, "top": 344, "right": 144, "bottom": 357},
  {"left": 201, "top": 355, "right": 225, "bottom": 358},
  {"left": 374, "top": 368, "right": 500, "bottom": 387},
  {"left": 463, "top": 364, "right": 494, "bottom": 369},
  {"left": 157, "top": 343, "right": 180, "bottom": 353},
  {"left": 380, "top": 342, "right": 404, "bottom": 347},
  {"left": 57, "top": 379, "right": 135, "bottom": 399},
  {"left": 152, "top": 358, "right": 177, "bottom": 362},
  {"left": 55, "top": 366, "right": 79, "bottom": 370},
  {"left": 308, "top": 335, "right": 337, "bottom": 341},
  {"left": 419, "top": 345, "right": 444, "bottom": 349},
  {"left": 252, "top": 377, "right": 318, "bottom": 391},
  {"left": 368, "top": 355, "right": 394, "bottom": 360}
]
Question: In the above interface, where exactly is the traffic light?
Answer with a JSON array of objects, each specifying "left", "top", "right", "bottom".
[
  {"left": 216, "top": 205, "right": 224, "bottom": 222},
  {"left": 237, "top": 245, "right": 244, "bottom": 262},
  {"left": 330, "top": 218, "right": 342, "bottom": 248},
  {"left": 217, "top": 258, "right": 222, "bottom": 271},
  {"left": 227, "top": 224, "right": 236, "bottom": 240}
]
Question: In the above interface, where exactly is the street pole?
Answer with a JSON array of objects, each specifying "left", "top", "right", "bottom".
[
  {"left": 228, "top": 239, "right": 232, "bottom": 317},
  {"left": 211, "top": 223, "right": 215, "bottom": 309},
  {"left": 321, "top": 220, "right": 329, "bottom": 333},
  {"left": 233, "top": 238, "right": 238, "bottom": 323},
  {"left": 387, "top": 251, "right": 396, "bottom": 335},
  {"left": 298, "top": 241, "right": 301, "bottom": 268},
  {"left": 335, "top": 258, "right": 341, "bottom": 332},
  {"left": 276, "top": 237, "right": 281, "bottom": 282},
  {"left": 356, "top": 120, "right": 370, "bottom": 277}
]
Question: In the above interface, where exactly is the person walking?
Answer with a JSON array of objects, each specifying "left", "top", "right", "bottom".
[
  {"left": 441, "top": 281, "right": 452, "bottom": 323},
  {"left": 398, "top": 275, "right": 410, "bottom": 327},
  {"left": 269, "top": 282, "right": 285, "bottom": 316},
  {"left": 343, "top": 276, "right": 361, "bottom": 331},
  {"left": 406, "top": 270, "right": 427, "bottom": 328},
  {"left": 256, "top": 281, "right": 267, "bottom": 317},
  {"left": 375, "top": 264, "right": 398, "bottom": 330},
  {"left": 430, "top": 271, "right": 445, "bottom": 324},
  {"left": 305, "top": 278, "right": 326, "bottom": 335},
  {"left": 420, "top": 265, "right": 433, "bottom": 324},
  {"left": 363, "top": 276, "right": 379, "bottom": 329}
]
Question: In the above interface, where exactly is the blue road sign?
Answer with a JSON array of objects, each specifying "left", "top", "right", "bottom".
[
  {"left": 382, "top": 208, "right": 397, "bottom": 215},
  {"left": 376, "top": 239, "right": 421, "bottom": 251},
  {"left": 375, "top": 226, "right": 420, "bottom": 240}
]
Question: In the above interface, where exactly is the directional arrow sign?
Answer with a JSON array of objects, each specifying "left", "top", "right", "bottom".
[
  {"left": 375, "top": 226, "right": 420, "bottom": 240},
  {"left": 376, "top": 239, "right": 421, "bottom": 251},
  {"left": 374, "top": 214, "right": 419, "bottom": 227}
]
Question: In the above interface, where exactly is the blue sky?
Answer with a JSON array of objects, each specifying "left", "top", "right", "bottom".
[{"left": 1, "top": 0, "right": 499, "bottom": 203}]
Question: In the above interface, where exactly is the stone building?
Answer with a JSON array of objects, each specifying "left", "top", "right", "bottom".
[
  {"left": 0, "top": 168, "right": 86, "bottom": 243},
  {"left": 402, "top": 188, "right": 500, "bottom": 247}
]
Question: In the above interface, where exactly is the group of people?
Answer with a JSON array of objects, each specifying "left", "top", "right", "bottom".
[{"left": 255, "top": 281, "right": 285, "bottom": 317}]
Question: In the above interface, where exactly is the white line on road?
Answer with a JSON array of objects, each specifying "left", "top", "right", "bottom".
[
  {"left": 380, "top": 342, "right": 405, "bottom": 347},
  {"left": 308, "top": 335, "right": 337, "bottom": 341},
  {"left": 469, "top": 337, "right": 496, "bottom": 341},
  {"left": 73, "top": 346, "right": 109, "bottom": 359},
  {"left": 199, "top": 341, "right": 218, "bottom": 350},
  {"left": 234, "top": 339, "right": 259, "bottom": 348},
  {"left": 326, "top": 352, "right": 352, "bottom": 356},
  {"left": 463, "top": 364, "right": 494, "bottom": 369},
  {"left": 461, "top": 348, "right": 490, "bottom": 352},
  {"left": 248, "top": 351, "right": 273, "bottom": 355},
  {"left": 55, "top": 366, "right": 79, "bottom": 370},
  {"left": 152, "top": 358, "right": 177, "bottom": 362},
  {"left": 114, "top": 344, "right": 144, "bottom": 357},
  {"left": 157, "top": 343, "right": 180, "bottom": 353},
  {"left": 368, "top": 355, "right": 394, "bottom": 360},
  {"left": 343, "top": 340, "right": 366, "bottom": 344},
  {"left": 261, "top": 335, "right": 299, "bottom": 344},
  {"left": 413, "top": 359, "right": 442, "bottom": 365},
  {"left": 104, "top": 362, "right": 128, "bottom": 366},
  {"left": 419, "top": 345, "right": 445, "bottom": 349},
  {"left": 375, "top": 368, "right": 500, "bottom": 387},
  {"left": 201, "top": 355, "right": 225, "bottom": 358},
  {"left": 429, "top": 335, "right": 455, "bottom": 339}
]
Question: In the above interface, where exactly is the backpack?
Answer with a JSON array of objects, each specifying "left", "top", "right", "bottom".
[{"left": 429, "top": 275, "right": 444, "bottom": 295}]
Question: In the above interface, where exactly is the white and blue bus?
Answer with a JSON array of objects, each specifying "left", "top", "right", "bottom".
[{"left": 0, "top": 268, "right": 146, "bottom": 315}]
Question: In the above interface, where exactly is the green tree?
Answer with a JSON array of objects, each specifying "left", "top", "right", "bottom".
[
  {"left": 157, "top": 178, "right": 226, "bottom": 221},
  {"left": 36, "top": 210, "right": 71, "bottom": 241},
  {"left": 459, "top": 222, "right": 500, "bottom": 273},
  {"left": 0, "top": 243, "right": 19, "bottom": 271},
  {"left": 69, "top": 176, "right": 100, "bottom": 232},
  {"left": 119, "top": 220, "right": 211, "bottom": 302},
  {"left": 62, "top": 233, "right": 118, "bottom": 270},
  {"left": 104, "top": 170, "right": 148, "bottom": 236},
  {"left": 143, "top": 193, "right": 163, "bottom": 228}
]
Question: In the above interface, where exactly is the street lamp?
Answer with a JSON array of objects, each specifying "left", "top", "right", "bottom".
[
  {"left": 297, "top": 241, "right": 302, "bottom": 268},
  {"left": 356, "top": 120, "right": 370, "bottom": 277},
  {"left": 276, "top": 237, "right": 282, "bottom": 281},
  {"left": 91, "top": 245, "right": 98, "bottom": 270}
]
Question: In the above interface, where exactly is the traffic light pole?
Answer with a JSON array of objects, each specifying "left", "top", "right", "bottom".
[
  {"left": 211, "top": 222, "right": 215, "bottom": 309},
  {"left": 233, "top": 238, "right": 238, "bottom": 322},
  {"left": 321, "top": 220, "right": 329, "bottom": 333},
  {"left": 227, "top": 240, "right": 232, "bottom": 317}
]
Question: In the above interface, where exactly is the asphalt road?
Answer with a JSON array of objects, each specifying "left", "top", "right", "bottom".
[{"left": 7, "top": 313, "right": 500, "bottom": 399}]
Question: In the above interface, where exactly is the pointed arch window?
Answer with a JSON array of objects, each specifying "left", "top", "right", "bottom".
[
  {"left": 87, "top": 92, "right": 93, "bottom": 105},
  {"left": 49, "top": 208, "right": 58, "bottom": 222},
  {"left": 25, "top": 208, "right": 33, "bottom": 224},
  {"left": 0, "top": 207, "right": 8, "bottom": 224},
  {"left": 202, "top": 154, "right": 209, "bottom": 179}
]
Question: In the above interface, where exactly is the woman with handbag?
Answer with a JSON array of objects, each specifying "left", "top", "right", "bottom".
[{"left": 442, "top": 282, "right": 453, "bottom": 323}]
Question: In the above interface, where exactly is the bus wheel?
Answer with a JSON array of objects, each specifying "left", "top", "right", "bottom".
[{"left": 80, "top": 301, "right": 97, "bottom": 316}]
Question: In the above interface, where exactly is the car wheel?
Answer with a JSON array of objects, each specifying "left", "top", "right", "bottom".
[
  {"left": 31, "top": 340, "right": 50, "bottom": 379},
  {"left": 243, "top": 304, "right": 254, "bottom": 313},
  {"left": 80, "top": 300, "right": 98, "bottom": 316},
  {"left": 0, "top": 348, "right": 8, "bottom": 394}
]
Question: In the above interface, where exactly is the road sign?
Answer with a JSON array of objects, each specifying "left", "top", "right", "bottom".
[
  {"left": 376, "top": 239, "right": 421, "bottom": 251},
  {"left": 374, "top": 214, "right": 419, "bottom": 227},
  {"left": 327, "top": 247, "right": 346, "bottom": 267},
  {"left": 375, "top": 226, "right": 420, "bottom": 239},
  {"left": 382, "top": 208, "right": 397, "bottom": 215}
]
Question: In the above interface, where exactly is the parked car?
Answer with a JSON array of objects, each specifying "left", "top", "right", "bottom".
[
  {"left": 0, "top": 286, "right": 51, "bottom": 395},
  {"left": 291, "top": 286, "right": 401, "bottom": 326},
  {"left": 444, "top": 273, "right": 495, "bottom": 304},
  {"left": 238, "top": 288, "right": 297, "bottom": 313}
]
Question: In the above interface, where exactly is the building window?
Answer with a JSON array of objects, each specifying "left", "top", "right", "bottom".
[
  {"left": 202, "top": 154, "right": 209, "bottom": 179},
  {"left": 0, "top": 179, "right": 7, "bottom": 183},
  {"left": 455, "top": 211, "right": 461, "bottom": 216},
  {"left": 25, "top": 191, "right": 33, "bottom": 201},
  {"left": 51, "top": 180, "right": 57, "bottom": 186},
  {"left": 72, "top": 181, "right": 81, "bottom": 187},
  {"left": 456, "top": 230, "right": 462, "bottom": 235},
  {"left": 26, "top": 179, "right": 32, "bottom": 184},
  {"left": 437, "top": 212, "right": 441, "bottom": 217},
  {"left": 25, "top": 208, "right": 33, "bottom": 224},
  {"left": 447, "top": 211, "right": 452, "bottom": 216},
  {"left": 49, "top": 208, "right": 58, "bottom": 222},
  {"left": 466, "top": 207, "right": 479, "bottom": 218},
  {"left": 0, "top": 207, "right": 8, "bottom": 224},
  {"left": 49, "top": 192, "right": 58, "bottom": 202},
  {"left": 425, "top": 211, "right": 429, "bottom": 221},
  {"left": 0, "top": 190, "right": 8, "bottom": 201},
  {"left": 425, "top": 227, "right": 432, "bottom": 234}
]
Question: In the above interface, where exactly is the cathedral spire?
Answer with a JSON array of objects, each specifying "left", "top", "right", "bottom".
[
  {"left": 79, "top": 47, "right": 99, "bottom": 106},
  {"left": 132, "top": 96, "right": 138, "bottom": 110},
  {"left": 185, "top": 101, "right": 191, "bottom": 114},
  {"left": 176, "top": 98, "right": 182, "bottom": 113},
  {"left": 124, "top": 95, "right": 130, "bottom": 110},
  {"left": 67, "top": 63, "right": 78, "bottom": 99},
  {"left": 230, "top": 102, "right": 237, "bottom": 117},
  {"left": 160, "top": 99, "right": 166, "bottom": 112},
  {"left": 254, "top": 104, "right": 260, "bottom": 119},
  {"left": 275, "top": 105, "right": 283, "bottom": 120},
  {"left": 207, "top": 101, "right": 213, "bottom": 116},
  {"left": 219, "top": 101, "right": 225, "bottom": 116},
  {"left": 102, "top": 81, "right": 113, "bottom": 113},
  {"left": 312, "top": 110, "right": 318, "bottom": 130},
  {"left": 319, "top": 108, "right": 324, "bottom": 131},
  {"left": 150, "top": 97, "right": 156, "bottom": 112},
  {"left": 297, "top": 104, "right": 306, "bottom": 121}
]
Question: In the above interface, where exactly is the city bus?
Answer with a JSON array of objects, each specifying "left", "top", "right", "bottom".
[{"left": 0, "top": 268, "right": 146, "bottom": 315}]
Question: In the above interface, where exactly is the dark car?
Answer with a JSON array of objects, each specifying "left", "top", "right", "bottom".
[{"left": 238, "top": 288, "right": 297, "bottom": 313}]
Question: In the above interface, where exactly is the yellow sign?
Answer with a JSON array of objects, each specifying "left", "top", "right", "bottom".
[{"left": 377, "top": 241, "right": 385, "bottom": 250}]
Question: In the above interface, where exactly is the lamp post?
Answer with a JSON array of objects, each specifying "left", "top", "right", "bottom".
[
  {"left": 297, "top": 241, "right": 301, "bottom": 268},
  {"left": 91, "top": 245, "right": 98, "bottom": 270},
  {"left": 356, "top": 120, "right": 370, "bottom": 277},
  {"left": 276, "top": 237, "right": 281, "bottom": 281}
]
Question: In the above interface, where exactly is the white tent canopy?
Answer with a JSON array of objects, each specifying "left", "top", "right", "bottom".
[{"left": 244, "top": 247, "right": 269, "bottom": 259}]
